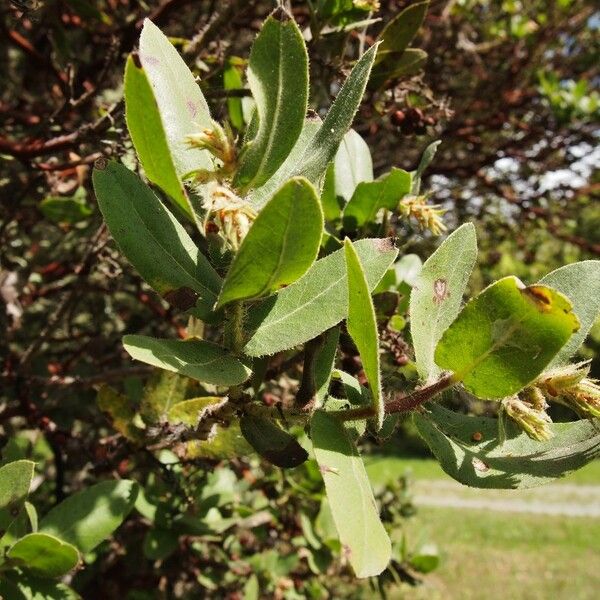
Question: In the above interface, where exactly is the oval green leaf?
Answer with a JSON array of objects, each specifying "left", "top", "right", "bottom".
[
  {"left": 410, "top": 223, "right": 477, "bottom": 380},
  {"left": 123, "top": 335, "right": 251, "bottom": 385},
  {"left": 333, "top": 129, "right": 373, "bottom": 202},
  {"left": 414, "top": 403, "right": 600, "bottom": 489},
  {"left": 93, "top": 161, "right": 221, "bottom": 311},
  {"left": 311, "top": 411, "right": 391, "bottom": 578},
  {"left": 539, "top": 260, "right": 600, "bottom": 367},
  {"left": 344, "top": 239, "right": 384, "bottom": 428},
  {"left": 244, "top": 238, "right": 398, "bottom": 357},
  {"left": 139, "top": 19, "right": 213, "bottom": 178},
  {"left": 435, "top": 276, "right": 580, "bottom": 398},
  {"left": 233, "top": 8, "right": 309, "bottom": 191},
  {"left": 217, "top": 177, "right": 323, "bottom": 308},
  {"left": 7, "top": 533, "right": 79, "bottom": 578},
  {"left": 0, "top": 460, "right": 35, "bottom": 543},
  {"left": 39, "top": 480, "right": 138, "bottom": 553},
  {"left": 124, "top": 54, "right": 193, "bottom": 220}
]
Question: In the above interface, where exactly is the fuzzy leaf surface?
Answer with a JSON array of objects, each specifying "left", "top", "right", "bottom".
[
  {"left": 217, "top": 177, "right": 323, "bottom": 307},
  {"left": 244, "top": 238, "right": 398, "bottom": 356},
  {"left": 311, "top": 411, "right": 391, "bottom": 578}
]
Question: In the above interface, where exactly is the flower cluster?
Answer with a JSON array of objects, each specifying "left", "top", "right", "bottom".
[
  {"left": 398, "top": 195, "right": 447, "bottom": 236},
  {"left": 186, "top": 120, "right": 237, "bottom": 182}
]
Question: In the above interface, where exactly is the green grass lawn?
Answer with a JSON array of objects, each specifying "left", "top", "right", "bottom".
[{"left": 364, "top": 457, "right": 600, "bottom": 599}]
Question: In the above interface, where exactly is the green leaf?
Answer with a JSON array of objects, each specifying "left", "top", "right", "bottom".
[
  {"left": 414, "top": 403, "right": 600, "bottom": 489},
  {"left": 140, "top": 371, "right": 188, "bottom": 424},
  {"left": 320, "top": 162, "right": 341, "bottom": 222},
  {"left": 139, "top": 19, "right": 213, "bottom": 178},
  {"left": 394, "top": 253, "right": 422, "bottom": 286},
  {"left": 39, "top": 480, "right": 138, "bottom": 553},
  {"left": 167, "top": 397, "right": 226, "bottom": 426},
  {"left": 410, "top": 223, "right": 477, "bottom": 380},
  {"left": 7, "top": 533, "right": 79, "bottom": 578},
  {"left": 344, "top": 239, "right": 383, "bottom": 428},
  {"left": 182, "top": 422, "right": 252, "bottom": 460},
  {"left": 143, "top": 528, "right": 179, "bottom": 561},
  {"left": 39, "top": 192, "right": 92, "bottom": 225},
  {"left": 248, "top": 116, "right": 322, "bottom": 210},
  {"left": 538, "top": 260, "right": 600, "bottom": 367},
  {"left": 93, "top": 161, "right": 221, "bottom": 311},
  {"left": 123, "top": 335, "right": 251, "bottom": 386},
  {"left": 4, "top": 574, "right": 80, "bottom": 600},
  {"left": 314, "top": 327, "right": 341, "bottom": 408},
  {"left": 333, "top": 129, "right": 373, "bottom": 202},
  {"left": 97, "top": 386, "right": 144, "bottom": 443},
  {"left": 0, "top": 460, "right": 35, "bottom": 542},
  {"left": 412, "top": 140, "right": 441, "bottom": 195},
  {"left": 376, "top": 0, "right": 429, "bottom": 63},
  {"left": 292, "top": 43, "right": 379, "bottom": 185},
  {"left": 369, "top": 48, "right": 428, "bottom": 90},
  {"left": 343, "top": 167, "right": 412, "bottom": 230},
  {"left": 311, "top": 411, "right": 391, "bottom": 577},
  {"left": 240, "top": 415, "right": 308, "bottom": 468},
  {"left": 124, "top": 54, "right": 193, "bottom": 220},
  {"left": 233, "top": 9, "right": 309, "bottom": 191},
  {"left": 410, "top": 543, "right": 440, "bottom": 574},
  {"left": 435, "top": 276, "right": 580, "bottom": 398},
  {"left": 217, "top": 177, "right": 323, "bottom": 308},
  {"left": 223, "top": 59, "right": 245, "bottom": 130},
  {"left": 244, "top": 238, "right": 398, "bottom": 356}
]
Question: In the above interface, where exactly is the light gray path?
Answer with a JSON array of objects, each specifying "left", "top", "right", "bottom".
[{"left": 413, "top": 479, "right": 600, "bottom": 517}]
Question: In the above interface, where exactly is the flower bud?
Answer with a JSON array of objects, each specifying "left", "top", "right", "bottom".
[
  {"left": 502, "top": 396, "right": 553, "bottom": 442},
  {"left": 536, "top": 361, "right": 590, "bottom": 397}
]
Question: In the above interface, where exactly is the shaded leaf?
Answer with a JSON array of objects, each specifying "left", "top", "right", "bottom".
[
  {"left": 539, "top": 260, "right": 600, "bottom": 367},
  {"left": 123, "top": 335, "right": 251, "bottom": 386},
  {"left": 93, "top": 161, "right": 221, "bottom": 311},
  {"left": 223, "top": 59, "right": 245, "bottom": 130},
  {"left": 7, "top": 533, "right": 79, "bottom": 578},
  {"left": 435, "top": 276, "right": 580, "bottom": 398},
  {"left": 248, "top": 116, "right": 322, "bottom": 210},
  {"left": 182, "top": 422, "right": 253, "bottom": 460},
  {"left": 344, "top": 239, "right": 384, "bottom": 428},
  {"left": 217, "top": 177, "right": 323, "bottom": 308},
  {"left": 124, "top": 54, "right": 193, "bottom": 220},
  {"left": 0, "top": 460, "right": 35, "bottom": 543},
  {"left": 244, "top": 238, "right": 398, "bottom": 356},
  {"left": 369, "top": 48, "right": 428, "bottom": 90},
  {"left": 139, "top": 19, "right": 213, "bottom": 178},
  {"left": 234, "top": 9, "right": 309, "bottom": 191},
  {"left": 40, "top": 480, "right": 138, "bottom": 553},
  {"left": 311, "top": 411, "right": 391, "bottom": 577},
  {"left": 97, "top": 386, "right": 144, "bottom": 443},
  {"left": 167, "top": 397, "right": 227, "bottom": 427},
  {"left": 314, "top": 327, "right": 341, "bottom": 408},
  {"left": 140, "top": 371, "right": 188, "bottom": 424},
  {"left": 39, "top": 192, "right": 91, "bottom": 225},
  {"left": 240, "top": 415, "right": 308, "bottom": 468},
  {"left": 293, "top": 43, "right": 379, "bottom": 184},
  {"left": 415, "top": 402, "right": 600, "bottom": 489},
  {"left": 343, "top": 167, "right": 412, "bottom": 230},
  {"left": 410, "top": 223, "right": 477, "bottom": 380}
]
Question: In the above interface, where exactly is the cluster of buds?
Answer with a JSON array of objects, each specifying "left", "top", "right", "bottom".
[
  {"left": 536, "top": 361, "right": 600, "bottom": 419},
  {"left": 502, "top": 393, "right": 553, "bottom": 442},
  {"left": 203, "top": 183, "right": 256, "bottom": 251},
  {"left": 398, "top": 195, "right": 447, "bottom": 236},
  {"left": 185, "top": 119, "right": 237, "bottom": 182},
  {"left": 353, "top": 0, "right": 380, "bottom": 10}
]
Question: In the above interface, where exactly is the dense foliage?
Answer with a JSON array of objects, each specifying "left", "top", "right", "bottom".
[{"left": 1, "top": 1, "right": 598, "bottom": 598}]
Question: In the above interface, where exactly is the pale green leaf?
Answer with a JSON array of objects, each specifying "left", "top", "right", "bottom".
[
  {"left": 124, "top": 54, "right": 193, "bottom": 220},
  {"left": 40, "top": 480, "right": 138, "bottom": 553},
  {"left": 140, "top": 371, "right": 188, "bottom": 424},
  {"left": 223, "top": 60, "right": 245, "bottom": 130},
  {"left": 244, "top": 238, "right": 398, "bottom": 356},
  {"left": 314, "top": 327, "right": 341, "bottom": 407},
  {"left": 167, "top": 396, "right": 226, "bottom": 427},
  {"left": 234, "top": 9, "right": 309, "bottom": 191},
  {"left": 182, "top": 423, "right": 252, "bottom": 460},
  {"left": 93, "top": 161, "right": 221, "bottom": 312},
  {"left": 334, "top": 129, "right": 373, "bottom": 201},
  {"left": 311, "top": 411, "right": 391, "bottom": 578},
  {"left": 343, "top": 167, "right": 412, "bottom": 230},
  {"left": 539, "top": 260, "right": 600, "bottom": 367},
  {"left": 320, "top": 162, "right": 341, "bottom": 222},
  {"left": 217, "top": 177, "right": 323, "bottom": 308},
  {"left": 344, "top": 239, "right": 384, "bottom": 428},
  {"left": 7, "top": 533, "right": 79, "bottom": 578},
  {"left": 415, "top": 402, "right": 600, "bottom": 489},
  {"left": 139, "top": 19, "right": 213, "bottom": 177},
  {"left": 293, "top": 43, "right": 379, "bottom": 185},
  {"left": 123, "top": 335, "right": 251, "bottom": 385},
  {"left": 435, "top": 276, "right": 580, "bottom": 398},
  {"left": 412, "top": 140, "right": 441, "bottom": 195},
  {"left": 394, "top": 253, "right": 422, "bottom": 286},
  {"left": 410, "top": 223, "right": 477, "bottom": 380},
  {"left": 97, "top": 386, "right": 144, "bottom": 443},
  {"left": 248, "top": 116, "right": 322, "bottom": 210}
]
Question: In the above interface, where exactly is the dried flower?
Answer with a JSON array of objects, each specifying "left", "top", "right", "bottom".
[
  {"left": 503, "top": 395, "right": 553, "bottom": 441},
  {"left": 353, "top": 0, "right": 380, "bottom": 11},
  {"left": 398, "top": 195, "right": 447, "bottom": 236},
  {"left": 186, "top": 120, "right": 237, "bottom": 181}
]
